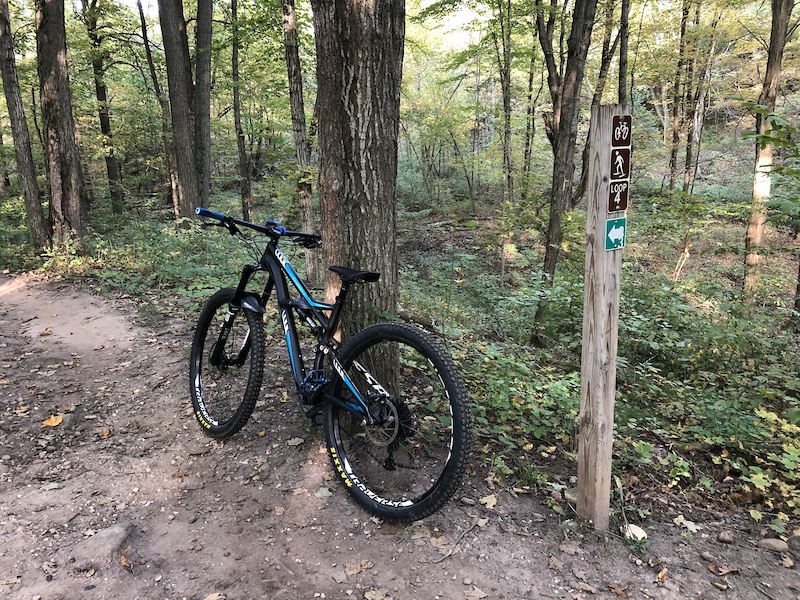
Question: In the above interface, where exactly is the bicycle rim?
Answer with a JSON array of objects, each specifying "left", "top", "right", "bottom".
[
  {"left": 325, "top": 322, "right": 470, "bottom": 522},
  {"left": 190, "top": 288, "right": 265, "bottom": 438}
]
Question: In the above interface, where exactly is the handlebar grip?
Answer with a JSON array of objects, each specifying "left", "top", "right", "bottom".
[{"left": 195, "top": 207, "right": 226, "bottom": 221}]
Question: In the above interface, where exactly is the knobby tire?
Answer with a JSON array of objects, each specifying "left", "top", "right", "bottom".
[
  {"left": 190, "top": 287, "right": 265, "bottom": 438},
  {"left": 324, "top": 321, "right": 471, "bottom": 522}
]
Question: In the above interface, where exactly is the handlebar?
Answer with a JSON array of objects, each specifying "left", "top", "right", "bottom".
[{"left": 195, "top": 207, "right": 321, "bottom": 248}]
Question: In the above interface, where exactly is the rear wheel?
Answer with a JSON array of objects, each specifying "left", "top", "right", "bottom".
[
  {"left": 324, "top": 322, "right": 471, "bottom": 522},
  {"left": 189, "top": 288, "right": 265, "bottom": 438}
]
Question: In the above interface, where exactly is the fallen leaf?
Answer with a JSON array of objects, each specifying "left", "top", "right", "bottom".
[
  {"left": 120, "top": 545, "right": 133, "bottom": 573},
  {"left": 656, "top": 567, "right": 668, "bottom": 583},
  {"left": 345, "top": 560, "right": 374, "bottom": 576},
  {"left": 41, "top": 414, "right": 63, "bottom": 428},
  {"left": 0, "top": 576, "right": 21, "bottom": 586},
  {"left": 477, "top": 518, "right": 489, "bottom": 527},
  {"left": 715, "top": 565, "right": 739, "bottom": 576},
  {"left": 39, "top": 328, "right": 52, "bottom": 336},
  {"left": 287, "top": 437, "right": 304, "bottom": 446},
  {"left": 479, "top": 494, "right": 497, "bottom": 509},
  {"left": 315, "top": 487, "right": 333, "bottom": 499},
  {"left": 465, "top": 586, "right": 488, "bottom": 599},
  {"left": 430, "top": 535, "right": 449, "bottom": 549},
  {"left": 203, "top": 594, "right": 226, "bottom": 600},
  {"left": 782, "top": 556, "right": 794, "bottom": 569},
  {"left": 608, "top": 582, "right": 629, "bottom": 598},
  {"left": 578, "top": 582, "right": 597, "bottom": 594},
  {"left": 623, "top": 524, "right": 647, "bottom": 542},
  {"left": 711, "top": 581, "right": 729, "bottom": 591},
  {"left": 548, "top": 556, "right": 564, "bottom": 572},
  {"left": 364, "top": 590, "right": 388, "bottom": 600},
  {"left": 15, "top": 405, "right": 29, "bottom": 416},
  {"left": 292, "top": 487, "right": 307, "bottom": 496},
  {"left": 407, "top": 523, "right": 431, "bottom": 539},
  {"left": 274, "top": 506, "right": 285, "bottom": 516}
]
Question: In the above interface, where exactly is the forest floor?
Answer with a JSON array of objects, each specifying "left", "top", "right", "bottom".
[{"left": 0, "top": 272, "right": 798, "bottom": 600}]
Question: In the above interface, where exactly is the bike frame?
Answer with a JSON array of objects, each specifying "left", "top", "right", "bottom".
[{"left": 204, "top": 211, "right": 382, "bottom": 425}]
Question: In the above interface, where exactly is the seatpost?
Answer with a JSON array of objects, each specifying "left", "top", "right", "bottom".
[{"left": 325, "top": 280, "right": 352, "bottom": 339}]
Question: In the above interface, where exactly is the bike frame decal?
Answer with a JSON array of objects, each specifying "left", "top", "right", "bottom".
[
  {"left": 351, "top": 360, "right": 390, "bottom": 397},
  {"left": 280, "top": 308, "right": 302, "bottom": 381},
  {"left": 274, "top": 246, "right": 332, "bottom": 310},
  {"left": 330, "top": 355, "right": 371, "bottom": 415}
]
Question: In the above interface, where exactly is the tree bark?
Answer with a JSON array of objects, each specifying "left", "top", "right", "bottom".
[
  {"left": 81, "top": 0, "right": 124, "bottom": 214},
  {"left": 668, "top": 0, "right": 690, "bottom": 192},
  {"left": 158, "top": 0, "right": 199, "bottom": 217},
  {"left": 138, "top": 0, "right": 179, "bottom": 215},
  {"left": 283, "top": 0, "right": 319, "bottom": 284},
  {"left": 540, "top": 0, "right": 598, "bottom": 283},
  {"left": 744, "top": 0, "right": 794, "bottom": 304},
  {"left": 310, "top": 0, "right": 404, "bottom": 337},
  {"left": 232, "top": 0, "right": 251, "bottom": 221},
  {"left": 0, "top": 0, "right": 49, "bottom": 248},
  {"left": 618, "top": 0, "right": 630, "bottom": 104},
  {"left": 194, "top": 0, "right": 212, "bottom": 208},
  {"left": 492, "top": 0, "right": 514, "bottom": 205},
  {"left": 36, "top": 0, "right": 88, "bottom": 248},
  {"left": 571, "top": 0, "right": 619, "bottom": 209}
]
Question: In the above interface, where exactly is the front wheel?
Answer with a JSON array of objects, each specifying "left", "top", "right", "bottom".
[
  {"left": 324, "top": 322, "right": 471, "bottom": 522},
  {"left": 189, "top": 287, "right": 265, "bottom": 438}
]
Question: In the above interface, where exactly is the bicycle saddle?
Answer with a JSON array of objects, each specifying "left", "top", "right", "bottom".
[{"left": 329, "top": 266, "right": 380, "bottom": 284}]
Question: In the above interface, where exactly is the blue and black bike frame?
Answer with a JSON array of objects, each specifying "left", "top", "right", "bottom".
[{"left": 196, "top": 207, "right": 382, "bottom": 425}]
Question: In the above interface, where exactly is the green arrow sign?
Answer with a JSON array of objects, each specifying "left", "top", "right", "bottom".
[{"left": 605, "top": 217, "right": 626, "bottom": 251}]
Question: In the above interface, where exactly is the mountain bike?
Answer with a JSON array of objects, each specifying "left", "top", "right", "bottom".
[{"left": 189, "top": 207, "right": 471, "bottom": 522}]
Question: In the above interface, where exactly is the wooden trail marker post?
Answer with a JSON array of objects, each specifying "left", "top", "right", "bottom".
[{"left": 577, "top": 105, "right": 631, "bottom": 531}]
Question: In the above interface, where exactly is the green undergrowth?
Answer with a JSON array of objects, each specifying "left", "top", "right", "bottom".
[
  {"left": 4, "top": 191, "right": 798, "bottom": 530},
  {"left": 400, "top": 214, "right": 799, "bottom": 530}
]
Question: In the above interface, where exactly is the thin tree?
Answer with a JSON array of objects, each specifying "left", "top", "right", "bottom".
[
  {"left": 283, "top": 0, "right": 319, "bottom": 284},
  {"left": 80, "top": 0, "right": 124, "bottom": 213},
  {"left": 157, "top": 0, "right": 212, "bottom": 215},
  {"left": 537, "top": 0, "right": 599, "bottom": 283},
  {"left": 0, "top": 0, "right": 49, "bottom": 248},
  {"left": 232, "top": 0, "right": 252, "bottom": 221},
  {"left": 310, "top": 0, "right": 404, "bottom": 336},
  {"left": 138, "top": 0, "right": 179, "bottom": 215},
  {"left": 668, "top": 0, "right": 690, "bottom": 192},
  {"left": 744, "top": 0, "right": 795, "bottom": 304},
  {"left": 36, "top": 0, "right": 88, "bottom": 248}
]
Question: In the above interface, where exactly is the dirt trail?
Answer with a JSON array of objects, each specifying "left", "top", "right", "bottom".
[{"left": 0, "top": 274, "right": 797, "bottom": 600}]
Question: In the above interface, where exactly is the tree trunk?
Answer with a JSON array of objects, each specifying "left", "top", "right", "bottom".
[
  {"left": 81, "top": 0, "right": 123, "bottom": 214},
  {"left": 668, "top": 0, "right": 690, "bottom": 192},
  {"left": 618, "top": 0, "right": 630, "bottom": 104},
  {"left": 540, "top": 0, "right": 598, "bottom": 283},
  {"left": 0, "top": 0, "right": 49, "bottom": 248},
  {"left": 138, "top": 0, "right": 179, "bottom": 215},
  {"left": 310, "top": 0, "right": 404, "bottom": 337},
  {"left": 744, "top": 0, "right": 794, "bottom": 304},
  {"left": 158, "top": 0, "right": 199, "bottom": 217},
  {"left": 232, "top": 0, "right": 251, "bottom": 221},
  {"left": 571, "top": 0, "right": 620, "bottom": 209},
  {"left": 194, "top": 0, "right": 212, "bottom": 208},
  {"left": 36, "top": 0, "right": 88, "bottom": 249},
  {"left": 283, "top": 0, "right": 319, "bottom": 284},
  {"left": 492, "top": 0, "right": 513, "bottom": 205}
]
